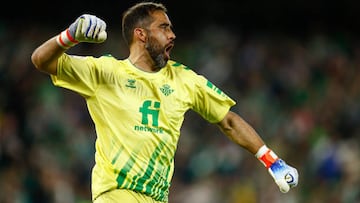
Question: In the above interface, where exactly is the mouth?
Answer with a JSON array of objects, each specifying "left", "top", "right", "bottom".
[{"left": 164, "top": 43, "right": 174, "bottom": 59}]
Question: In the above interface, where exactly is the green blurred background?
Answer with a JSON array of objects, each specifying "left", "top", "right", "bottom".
[{"left": 1, "top": 0, "right": 359, "bottom": 202}]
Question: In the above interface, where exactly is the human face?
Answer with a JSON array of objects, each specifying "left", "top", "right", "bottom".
[{"left": 145, "top": 11, "right": 176, "bottom": 68}]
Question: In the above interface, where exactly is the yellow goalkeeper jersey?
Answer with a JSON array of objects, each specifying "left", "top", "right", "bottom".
[{"left": 51, "top": 54, "right": 236, "bottom": 202}]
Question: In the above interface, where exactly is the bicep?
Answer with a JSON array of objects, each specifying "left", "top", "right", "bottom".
[{"left": 31, "top": 36, "right": 64, "bottom": 75}]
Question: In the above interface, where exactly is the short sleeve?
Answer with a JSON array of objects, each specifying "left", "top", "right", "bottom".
[
  {"left": 191, "top": 74, "right": 236, "bottom": 123},
  {"left": 51, "top": 54, "right": 100, "bottom": 98}
]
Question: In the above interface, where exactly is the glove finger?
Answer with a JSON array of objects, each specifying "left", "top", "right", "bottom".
[
  {"left": 86, "top": 16, "right": 96, "bottom": 38},
  {"left": 79, "top": 15, "right": 88, "bottom": 36},
  {"left": 95, "top": 19, "right": 107, "bottom": 41},
  {"left": 99, "top": 20, "right": 106, "bottom": 33},
  {"left": 93, "top": 18, "right": 102, "bottom": 38},
  {"left": 275, "top": 179, "right": 290, "bottom": 193},
  {"left": 80, "top": 15, "right": 93, "bottom": 37},
  {"left": 97, "top": 30, "right": 107, "bottom": 42},
  {"left": 75, "top": 17, "right": 85, "bottom": 39}
]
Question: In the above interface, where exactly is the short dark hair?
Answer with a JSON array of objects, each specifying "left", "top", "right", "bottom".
[{"left": 122, "top": 2, "right": 167, "bottom": 46}]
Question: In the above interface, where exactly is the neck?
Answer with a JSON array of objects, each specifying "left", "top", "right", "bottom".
[
  {"left": 128, "top": 55, "right": 160, "bottom": 73},
  {"left": 128, "top": 45, "right": 160, "bottom": 73}
]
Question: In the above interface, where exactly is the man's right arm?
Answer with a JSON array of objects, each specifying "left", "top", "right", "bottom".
[
  {"left": 31, "top": 14, "right": 107, "bottom": 75},
  {"left": 31, "top": 36, "right": 66, "bottom": 75}
]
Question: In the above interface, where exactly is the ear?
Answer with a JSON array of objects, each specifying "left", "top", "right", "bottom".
[{"left": 134, "top": 28, "right": 147, "bottom": 43}]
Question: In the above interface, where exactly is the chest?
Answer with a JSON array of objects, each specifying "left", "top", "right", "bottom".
[{"left": 95, "top": 74, "right": 192, "bottom": 125}]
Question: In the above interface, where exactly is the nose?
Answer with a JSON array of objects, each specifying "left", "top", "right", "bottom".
[{"left": 169, "top": 30, "right": 176, "bottom": 41}]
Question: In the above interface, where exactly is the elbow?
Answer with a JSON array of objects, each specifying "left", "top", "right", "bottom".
[
  {"left": 31, "top": 51, "right": 40, "bottom": 69},
  {"left": 30, "top": 49, "right": 57, "bottom": 75},
  {"left": 30, "top": 37, "right": 61, "bottom": 75},
  {"left": 31, "top": 50, "right": 44, "bottom": 71},
  {"left": 217, "top": 112, "right": 235, "bottom": 135}
]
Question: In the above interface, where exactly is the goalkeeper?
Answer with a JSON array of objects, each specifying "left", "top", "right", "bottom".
[{"left": 31, "top": 2, "right": 298, "bottom": 203}]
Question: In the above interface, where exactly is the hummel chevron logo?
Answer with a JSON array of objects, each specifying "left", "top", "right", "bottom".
[{"left": 126, "top": 79, "right": 136, "bottom": 88}]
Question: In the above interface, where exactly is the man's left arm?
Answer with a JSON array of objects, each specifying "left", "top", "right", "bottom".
[{"left": 216, "top": 111, "right": 299, "bottom": 193}]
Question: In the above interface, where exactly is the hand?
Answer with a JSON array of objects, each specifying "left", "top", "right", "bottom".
[
  {"left": 68, "top": 14, "right": 107, "bottom": 43},
  {"left": 255, "top": 145, "right": 298, "bottom": 193},
  {"left": 268, "top": 159, "right": 298, "bottom": 193},
  {"left": 56, "top": 14, "right": 107, "bottom": 49}
]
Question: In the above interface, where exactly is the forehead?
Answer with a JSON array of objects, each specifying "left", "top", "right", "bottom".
[{"left": 149, "top": 10, "right": 172, "bottom": 26}]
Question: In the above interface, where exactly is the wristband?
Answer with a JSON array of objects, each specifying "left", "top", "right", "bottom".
[
  {"left": 255, "top": 145, "right": 279, "bottom": 168},
  {"left": 56, "top": 29, "right": 79, "bottom": 49}
]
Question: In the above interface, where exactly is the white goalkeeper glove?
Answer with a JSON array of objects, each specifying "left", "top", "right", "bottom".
[
  {"left": 256, "top": 145, "right": 298, "bottom": 193},
  {"left": 56, "top": 14, "right": 107, "bottom": 49}
]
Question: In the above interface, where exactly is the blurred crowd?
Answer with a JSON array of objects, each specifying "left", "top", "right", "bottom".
[{"left": 1, "top": 20, "right": 360, "bottom": 203}]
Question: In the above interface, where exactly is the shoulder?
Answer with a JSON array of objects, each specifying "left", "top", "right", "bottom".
[
  {"left": 93, "top": 54, "right": 129, "bottom": 70},
  {"left": 61, "top": 53, "right": 119, "bottom": 66},
  {"left": 167, "top": 60, "right": 198, "bottom": 76},
  {"left": 166, "top": 60, "right": 207, "bottom": 89},
  {"left": 167, "top": 60, "right": 190, "bottom": 69},
  {"left": 97, "top": 54, "right": 120, "bottom": 63}
]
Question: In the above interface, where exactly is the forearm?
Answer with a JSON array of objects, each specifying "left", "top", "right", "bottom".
[
  {"left": 217, "top": 111, "right": 264, "bottom": 154},
  {"left": 31, "top": 36, "right": 65, "bottom": 75},
  {"left": 217, "top": 111, "right": 298, "bottom": 192},
  {"left": 31, "top": 14, "right": 107, "bottom": 76}
]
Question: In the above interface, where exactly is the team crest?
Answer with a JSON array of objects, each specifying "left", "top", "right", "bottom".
[{"left": 160, "top": 84, "right": 174, "bottom": 96}]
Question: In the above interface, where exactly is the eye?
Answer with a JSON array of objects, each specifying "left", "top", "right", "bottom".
[{"left": 159, "top": 24, "right": 172, "bottom": 32}]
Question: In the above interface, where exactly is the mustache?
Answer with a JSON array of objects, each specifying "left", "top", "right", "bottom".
[
  {"left": 167, "top": 39, "right": 175, "bottom": 46},
  {"left": 165, "top": 40, "right": 175, "bottom": 50}
]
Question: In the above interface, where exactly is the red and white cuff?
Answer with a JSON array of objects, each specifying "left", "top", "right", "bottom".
[
  {"left": 56, "top": 29, "right": 78, "bottom": 49},
  {"left": 255, "top": 145, "right": 279, "bottom": 168}
]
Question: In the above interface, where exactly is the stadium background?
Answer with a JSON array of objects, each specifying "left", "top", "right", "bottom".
[{"left": 1, "top": 0, "right": 360, "bottom": 202}]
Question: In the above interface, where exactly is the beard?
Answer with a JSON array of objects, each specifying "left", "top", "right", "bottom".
[{"left": 145, "top": 35, "right": 168, "bottom": 69}]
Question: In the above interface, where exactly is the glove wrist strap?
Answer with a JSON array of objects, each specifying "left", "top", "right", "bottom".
[
  {"left": 255, "top": 145, "right": 279, "bottom": 168},
  {"left": 56, "top": 29, "right": 79, "bottom": 49}
]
